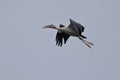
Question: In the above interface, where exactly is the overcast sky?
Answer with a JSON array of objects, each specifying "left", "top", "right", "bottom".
[{"left": 0, "top": 0, "right": 120, "bottom": 80}]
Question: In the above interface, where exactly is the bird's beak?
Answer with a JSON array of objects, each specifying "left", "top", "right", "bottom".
[
  {"left": 42, "top": 25, "right": 50, "bottom": 29},
  {"left": 42, "top": 26, "right": 47, "bottom": 29}
]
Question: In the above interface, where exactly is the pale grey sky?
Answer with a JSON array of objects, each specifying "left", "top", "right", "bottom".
[{"left": 0, "top": 0, "right": 120, "bottom": 80}]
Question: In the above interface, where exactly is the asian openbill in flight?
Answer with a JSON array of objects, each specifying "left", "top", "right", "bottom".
[{"left": 43, "top": 19, "right": 94, "bottom": 48}]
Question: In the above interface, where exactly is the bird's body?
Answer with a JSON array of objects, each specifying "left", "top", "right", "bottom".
[
  {"left": 59, "top": 27, "right": 78, "bottom": 36},
  {"left": 43, "top": 19, "right": 93, "bottom": 48}
]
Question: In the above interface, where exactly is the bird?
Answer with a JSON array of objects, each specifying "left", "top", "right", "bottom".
[{"left": 42, "top": 19, "right": 94, "bottom": 48}]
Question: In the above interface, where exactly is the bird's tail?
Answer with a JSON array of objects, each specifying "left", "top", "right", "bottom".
[{"left": 81, "top": 35, "right": 87, "bottom": 39}]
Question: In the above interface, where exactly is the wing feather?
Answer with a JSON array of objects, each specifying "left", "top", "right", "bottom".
[
  {"left": 69, "top": 19, "right": 85, "bottom": 35},
  {"left": 56, "top": 24, "right": 70, "bottom": 47}
]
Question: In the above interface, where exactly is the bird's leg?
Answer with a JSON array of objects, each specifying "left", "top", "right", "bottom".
[
  {"left": 80, "top": 37, "right": 94, "bottom": 46},
  {"left": 78, "top": 37, "right": 92, "bottom": 48}
]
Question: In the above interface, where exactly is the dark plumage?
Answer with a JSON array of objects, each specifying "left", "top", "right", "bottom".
[{"left": 56, "top": 24, "right": 70, "bottom": 47}]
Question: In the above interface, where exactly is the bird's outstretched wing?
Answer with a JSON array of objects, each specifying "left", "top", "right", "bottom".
[
  {"left": 56, "top": 24, "right": 70, "bottom": 47},
  {"left": 69, "top": 19, "right": 85, "bottom": 34}
]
